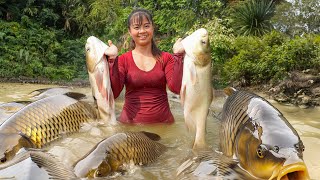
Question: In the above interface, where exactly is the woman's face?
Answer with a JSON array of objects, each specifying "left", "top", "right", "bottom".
[{"left": 129, "top": 15, "right": 154, "bottom": 47}]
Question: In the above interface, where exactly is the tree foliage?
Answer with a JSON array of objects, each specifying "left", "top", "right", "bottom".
[
  {"left": 272, "top": 0, "right": 320, "bottom": 36},
  {"left": 0, "top": 0, "right": 319, "bottom": 87}
]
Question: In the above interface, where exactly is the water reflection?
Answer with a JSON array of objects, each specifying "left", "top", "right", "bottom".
[{"left": 0, "top": 83, "right": 319, "bottom": 179}]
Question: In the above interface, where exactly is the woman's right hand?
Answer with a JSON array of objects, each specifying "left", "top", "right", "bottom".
[{"left": 105, "top": 40, "right": 118, "bottom": 60}]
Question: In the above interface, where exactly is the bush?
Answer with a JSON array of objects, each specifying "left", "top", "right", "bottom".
[{"left": 221, "top": 32, "right": 320, "bottom": 86}]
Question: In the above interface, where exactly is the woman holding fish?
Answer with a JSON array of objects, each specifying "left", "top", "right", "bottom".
[{"left": 105, "top": 9, "right": 185, "bottom": 124}]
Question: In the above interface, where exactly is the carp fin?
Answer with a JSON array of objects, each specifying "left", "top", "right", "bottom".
[
  {"left": 18, "top": 131, "right": 37, "bottom": 148},
  {"left": 187, "top": 58, "right": 197, "bottom": 85},
  {"left": 140, "top": 131, "right": 161, "bottom": 141},
  {"left": 223, "top": 87, "right": 237, "bottom": 96},
  {"left": 180, "top": 84, "right": 186, "bottom": 106},
  {"left": 64, "top": 92, "right": 87, "bottom": 100},
  {"left": 188, "top": 61, "right": 197, "bottom": 85},
  {"left": 94, "top": 70, "right": 104, "bottom": 95},
  {"left": 29, "top": 151, "right": 77, "bottom": 179}
]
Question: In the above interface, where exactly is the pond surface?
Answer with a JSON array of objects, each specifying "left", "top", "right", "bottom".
[{"left": 0, "top": 83, "right": 319, "bottom": 179}]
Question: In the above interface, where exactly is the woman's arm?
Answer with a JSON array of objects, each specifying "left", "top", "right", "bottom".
[
  {"left": 108, "top": 56, "right": 125, "bottom": 98},
  {"left": 105, "top": 40, "right": 125, "bottom": 99},
  {"left": 165, "top": 53, "right": 184, "bottom": 94}
]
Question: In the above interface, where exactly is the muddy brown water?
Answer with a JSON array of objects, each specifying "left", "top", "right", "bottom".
[{"left": 0, "top": 83, "right": 319, "bottom": 179}]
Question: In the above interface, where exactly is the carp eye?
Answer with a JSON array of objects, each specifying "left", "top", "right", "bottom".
[
  {"left": 201, "top": 40, "right": 206, "bottom": 44},
  {"left": 301, "top": 144, "right": 305, "bottom": 152},
  {"left": 95, "top": 170, "right": 102, "bottom": 177},
  {"left": 0, "top": 157, "right": 6, "bottom": 163},
  {"left": 273, "top": 146, "right": 279, "bottom": 153},
  {"left": 257, "top": 145, "right": 267, "bottom": 158},
  {"left": 86, "top": 47, "right": 90, "bottom": 52}
]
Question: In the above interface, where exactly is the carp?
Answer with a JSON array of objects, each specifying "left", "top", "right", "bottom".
[
  {"left": 0, "top": 150, "right": 76, "bottom": 179},
  {"left": 0, "top": 94, "right": 97, "bottom": 164},
  {"left": 180, "top": 28, "right": 212, "bottom": 150},
  {"left": 85, "top": 36, "right": 116, "bottom": 122},
  {"left": 73, "top": 131, "right": 166, "bottom": 178},
  {"left": 220, "top": 87, "right": 310, "bottom": 180}
]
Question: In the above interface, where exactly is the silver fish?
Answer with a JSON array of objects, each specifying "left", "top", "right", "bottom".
[
  {"left": 220, "top": 87, "right": 310, "bottom": 180},
  {"left": 180, "top": 28, "right": 212, "bottom": 150},
  {"left": 85, "top": 36, "right": 116, "bottom": 122}
]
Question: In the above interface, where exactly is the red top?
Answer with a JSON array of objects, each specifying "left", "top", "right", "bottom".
[{"left": 108, "top": 51, "right": 183, "bottom": 124}]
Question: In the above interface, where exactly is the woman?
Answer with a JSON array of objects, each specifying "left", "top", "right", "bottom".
[{"left": 105, "top": 8, "right": 185, "bottom": 124}]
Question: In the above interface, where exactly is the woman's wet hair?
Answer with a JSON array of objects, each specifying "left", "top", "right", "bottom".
[{"left": 127, "top": 8, "right": 162, "bottom": 61}]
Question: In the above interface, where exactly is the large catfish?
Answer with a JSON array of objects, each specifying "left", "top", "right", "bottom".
[
  {"left": 180, "top": 28, "right": 212, "bottom": 150},
  {"left": 85, "top": 36, "right": 116, "bottom": 122},
  {"left": 220, "top": 87, "right": 310, "bottom": 180}
]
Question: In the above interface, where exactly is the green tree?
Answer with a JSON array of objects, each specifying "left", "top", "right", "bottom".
[{"left": 272, "top": 0, "right": 320, "bottom": 36}]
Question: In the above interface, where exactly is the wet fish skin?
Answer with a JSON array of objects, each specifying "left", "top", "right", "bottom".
[
  {"left": 0, "top": 94, "right": 97, "bottom": 164},
  {"left": 73, "top": 131, "right": 167, "bottom": 178},
  {"left": 0, "top": 150, "right": 76, "bottom": 180},
  {"left": 85, "top": 36, "right": 116, "bottom": 122},
  {"left": 220, "top": 88, "right": 310, "bottom": 180},
  {"left": 180, "top": 28, "right": 212, "bottom": 150},
  {"left": 176, "top": 150, "right": 252, "bottom": 180},
  {"left": 29, "top": 87, "right": 87, "bottom": 101}
]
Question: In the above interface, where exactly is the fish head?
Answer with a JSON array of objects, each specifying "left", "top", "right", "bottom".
[
  {"left": 74, "top": 139, "right": 115, "bottom": 178},
  {"left": 85, "top": 36, "right": 109, "bottom": 73},
  {"left": 246, "top": 143, "right": 309, "bottom": 180},
  {"left": 237, "top": 126, "right": 309, "bottom": 179},
  {"left": 181, "top": 28, "right": 211, "bottom": 66},
  {"left": 74, "top": 154, "right": 114, "bottom": 178},
  {"left": 85, "top": 159, "right": 112, "bottom": 178},
  {"left": 0, "top": 133, "right": 23, "bottom": 164}
]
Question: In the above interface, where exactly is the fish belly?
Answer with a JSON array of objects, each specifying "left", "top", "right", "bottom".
[
  {"left": 183, "top": 64, "right": 212, "bottom": 150},
  {"left": 88, "top": 60, "right": 115, "bottom": 123}
]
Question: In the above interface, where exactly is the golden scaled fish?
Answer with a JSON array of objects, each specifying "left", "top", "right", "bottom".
[
  {"left": 220, "top": 87, "right": 310, "bottom": 180},
  {"left": 73, "top": 131, "right": 167, "bottom": 178},
  {"left": 85, "top": 36, "right": 116, "bottom": 122},
  {"left": 180, "top": 28, "right": 212, "bottom": 150},
  {"left": 0, "top": 94, "right": 97, "bottom": 164},
  {"left": 0, "top": 150, "right": 76, "bottom": 179}
]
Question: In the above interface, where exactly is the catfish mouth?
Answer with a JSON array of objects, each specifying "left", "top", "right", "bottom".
[{"left": 270, "top": 162, "right": 310, "bottom": 180}]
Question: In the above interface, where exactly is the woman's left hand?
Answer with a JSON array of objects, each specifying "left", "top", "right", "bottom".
[{"left": 173, "top": 38, "right": 185, "bottom": 54}]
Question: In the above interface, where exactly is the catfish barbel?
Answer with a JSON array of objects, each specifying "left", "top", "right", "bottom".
[
  {"left": 73, "top": 131, "right": 167, "bottom": 178},
  {"left": 180, "top": 28, "right": 212, "bottom": 150},
  {"left": 85, "top": 36, "right": 116, "bottom": 122},
  {"left": 0, "top": 94, "right": 97, "bottom": 164},
  {"left": 220, "top": 87, "right": 310, "bottom": 180}
]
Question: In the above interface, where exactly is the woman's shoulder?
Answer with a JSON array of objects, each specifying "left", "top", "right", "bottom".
[
  {"left": 161, "top": 51, "right": 172, "bottom": 57},
  {"left": 161, "top": 51, "right": 174, "bottom": 61},
  {"left": 119, "top": 51, "right": 132, "bottom": 59},
  {"left": 118, "top": 51, "right": 133, "bottom": 64}
]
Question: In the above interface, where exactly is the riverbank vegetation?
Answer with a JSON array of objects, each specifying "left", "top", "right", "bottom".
[{"left": 1, "top": 1, "right": 319, "bottom": 90}]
